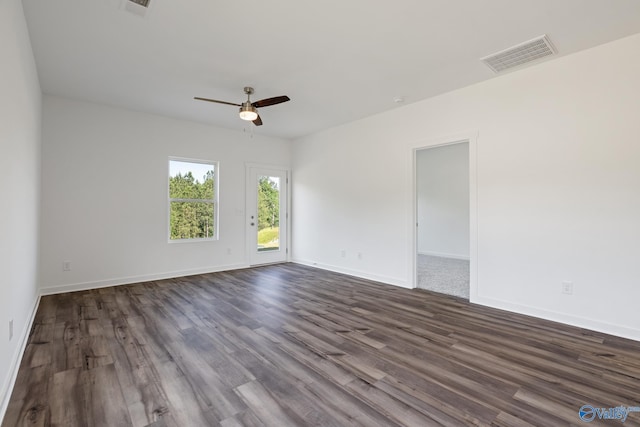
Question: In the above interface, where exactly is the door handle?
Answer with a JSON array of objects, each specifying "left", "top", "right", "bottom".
[{"left": 250, "top": 222, "right": 255, "bottom": 226}]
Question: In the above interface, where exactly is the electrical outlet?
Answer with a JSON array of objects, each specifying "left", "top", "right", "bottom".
[
  {"left": 340, "top": 249, "right": 346, "bottom": 258},
  {"left": 63, "top": 261, "right": 71, "bottom": 271},
  {"left": 9, "top": 319, "right": 13, "bottom": 341},
  {"left": 561, "top": 281, "right": 573, "bottom": 295}
]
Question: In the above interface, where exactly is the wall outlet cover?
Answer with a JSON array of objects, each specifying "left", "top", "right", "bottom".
[{"left": 561, "top": 281, "right": 574, "bottom": 295}]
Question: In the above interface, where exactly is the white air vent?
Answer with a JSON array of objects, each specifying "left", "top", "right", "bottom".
[
  {"left": 129, "top": 0, "right": 150, "bottom": 7},
  {"left": 481, "top": 35, "right": 556, "bottom": 73},
  {"left": 123, "top": 0, "right": 152, "bottom": 17}
]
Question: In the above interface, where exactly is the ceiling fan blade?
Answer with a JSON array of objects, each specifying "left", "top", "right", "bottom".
[
  {"left": 252, "top": 96, "right": 290, "bottom": 108},
  {"left": 253, "top": 115, "right": 263, "bottom": 126},
  {"left": 194, "top": 97, "right": 241, "bottom": 107}
]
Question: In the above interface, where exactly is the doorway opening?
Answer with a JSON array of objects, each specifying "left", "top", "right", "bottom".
[{"left": 415, "top": 141, "right": 470, "bottom": 299}]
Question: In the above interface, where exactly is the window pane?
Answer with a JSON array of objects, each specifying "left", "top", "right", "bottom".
[
  {"left": 170, "top": 202, "right": 214, "bottom": 240},
  {"left": 169, "top": 160, "right": 214, "bottom": 199},
  {"left": 257, "top": 176, "right": 280, "bottom": 252}
]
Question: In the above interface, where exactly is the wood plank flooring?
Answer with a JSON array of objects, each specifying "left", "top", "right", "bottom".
[{"left": 2, "top": 263, "right": 639, "bottom": 426}]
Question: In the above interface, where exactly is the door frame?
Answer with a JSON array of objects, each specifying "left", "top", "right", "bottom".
[
  {"left": 245, "top": 163, "right": 291, "bottom": 266},
  {"left": 409, "top": 131, "right": 478, "bottom": 301}
]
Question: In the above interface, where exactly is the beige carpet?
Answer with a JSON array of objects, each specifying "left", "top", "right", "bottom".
[{"left": 417, "top": 254, "right": 469, "bottom": 299}]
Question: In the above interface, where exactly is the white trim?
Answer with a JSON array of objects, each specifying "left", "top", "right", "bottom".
[
  {"left": 408, "top": 131, "right": 479, "bottom": 301},
  {"left": 285, "top": 260, "right": 640, "bottom": 342},
  {"left": 418, "top": 251, "right": 470, "bottom": 261},
  {"left": 292, "top": 259, "right": 410, "bottom": 289},
  {"left": 39, "top": 263, "right": 249, "bottom": 296},
  {"left": 0, "top": 294, "right": 40, "bottom": 423},
  {"left": 474, "top": 295, "right": 640, "bottom": 342}
]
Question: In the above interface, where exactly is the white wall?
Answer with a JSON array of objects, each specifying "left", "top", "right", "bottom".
[
  {"left": 292, "top": 33, "right": 640, "bottom": 340},
  {"left": 39, "top": 96, "right": 290, "bottom": 293},
  {"left": 417, "top": 143, "right": 469, "bottom": 259},
  {"left": 0, "top": 0, "right": 42, "bottom": 417}
]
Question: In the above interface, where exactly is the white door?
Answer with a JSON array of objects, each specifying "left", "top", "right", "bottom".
[{"left": 246, "top": 166, "right": 288, "bottom": 265}]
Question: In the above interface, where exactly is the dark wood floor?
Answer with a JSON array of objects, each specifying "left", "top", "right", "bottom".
[{"left": 3, "top": 263, "right": 639, "bottom": 427}]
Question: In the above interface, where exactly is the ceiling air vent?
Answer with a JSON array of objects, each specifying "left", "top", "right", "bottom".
[
  {"left": 123, "top": 0, "right": 152, "bottom": 17},
  {"left": 481, "top": 35, "right": 556, "bottom": 73},
  {"left": 129, "top": 0, "right": 150, "bottom": 7}
]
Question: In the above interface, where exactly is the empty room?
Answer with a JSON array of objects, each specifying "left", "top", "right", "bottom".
[{"left": 2, "top": 0, "right": 640, "bottom": 425}]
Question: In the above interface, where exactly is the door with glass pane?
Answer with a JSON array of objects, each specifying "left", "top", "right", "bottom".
[{"left": 246, "top": 166, "right": 288, "bottom": 265}]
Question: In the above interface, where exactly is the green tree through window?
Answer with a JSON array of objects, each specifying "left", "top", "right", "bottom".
[
  {"left": 257, "top": 176, "right": 280, "bottom": 251},
  {"left": 258, "top": 176, "right": 279, "bottom": 230},
  {"left": 169, "top": 160, "right": 217, "bottom": 240}
]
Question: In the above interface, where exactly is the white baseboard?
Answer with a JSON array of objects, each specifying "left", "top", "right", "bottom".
[
  {"left": 0, "top": 294, "right": 41, "bottom": 423},
  {"left": 472, "top": 295, "right": 640, "bottom": 342},
  {"left": 418, "top": 251, "right": 470, "bottom": 261},
  {"left": 291, "top": 259, "right": 411, "bottom": 289},
  {"left": 40, "top": 263, "right": 250, "bottom": 296},
  {"left": 293, "top": 260, "right": 639, "bottom": 342}
]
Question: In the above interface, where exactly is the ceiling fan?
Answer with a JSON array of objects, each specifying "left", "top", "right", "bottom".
[{"left": 194, "top": 87, "right": 290, "bottom": 126}]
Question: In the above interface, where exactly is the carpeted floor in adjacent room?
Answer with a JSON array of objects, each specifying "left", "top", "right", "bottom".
[{"left": 417, "top": 254, "right": 470, "bottom": 299}]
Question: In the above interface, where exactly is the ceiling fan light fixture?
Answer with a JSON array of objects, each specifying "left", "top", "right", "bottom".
[
  {"left": 239, "top": 103, "right": 258, "bottom": 121},
  {"left": 195, "top": 87, "right": 289, "bottom": 127}
]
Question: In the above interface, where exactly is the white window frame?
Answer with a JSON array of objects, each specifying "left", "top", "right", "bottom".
[{"left": 168, "top": 157, "right": 219, "bottom": 242}]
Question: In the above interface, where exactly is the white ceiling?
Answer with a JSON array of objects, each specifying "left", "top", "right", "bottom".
[{"left": 22, "top": 0, "right": 640, "bottom": 139}]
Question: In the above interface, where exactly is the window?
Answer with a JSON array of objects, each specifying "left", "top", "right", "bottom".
[
  {"left": 257, "top": 175, "right": 281, "bottom": 252},
  {"left": 168, "top": 158, "right": 218, "bottom": 241}
]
